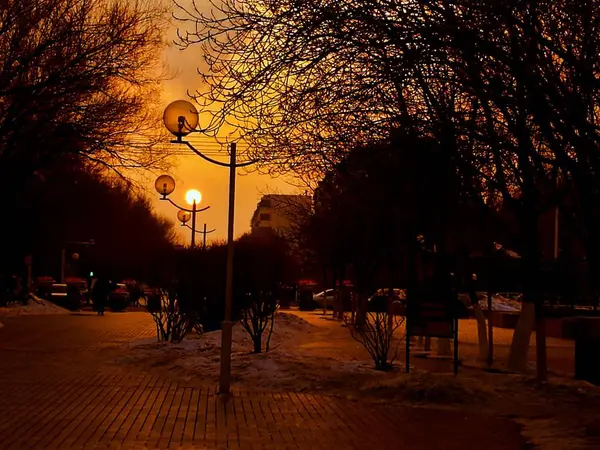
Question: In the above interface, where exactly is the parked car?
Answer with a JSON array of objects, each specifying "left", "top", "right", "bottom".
[
  {"left": 367, "top": 288, "right": 406, "bottom": 314},
  {"left": 49, "top": 283, "right": 82, "bottom": 310},
  {"left": 313, "top": 289, "right": 335, "bottom": 309},
  {"left": 65, "top": 277, "right": 89, "bottom": 303},
  {"left": 298, "top": 289, "right": 318, "bottom": 311},
  {"left": 49, "top": 283, "right": 69, "bottom": 302},
  {"left": 35, "top": 276, "right": 56, "bottom": 299},
  {"left": 123, "top": 280, "right": 144, "bottom": 307}
]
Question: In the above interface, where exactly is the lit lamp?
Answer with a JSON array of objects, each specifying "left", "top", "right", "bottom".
[
  {"left": 163, "top": 99, "right": 256, "bottom": 395},
  {"left": 154, "top": 174, "right": 209, "bottom": 248},
  {"left": 185, "top": 189, "right": 202, "bottom": 206},
  {"left": 155, "top": 174, "right": 176, "bottom": 199},
  {"left": 177, "top": 209, "right": 192, "bottom": 225},
  {"left": 163, "top": 100, "right": 199, "bottom": 139}
]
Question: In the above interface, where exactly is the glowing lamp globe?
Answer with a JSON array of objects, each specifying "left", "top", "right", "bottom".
[
  {"left": 155, "top": 175, "right": 176, "bottom": 197},
  {"left": 72, "top": 253, "right": 80, "bottom": 261},
  {"left": 185, "top": 189, "right": 202, "bottom": 206},
  {"left": 163, "top": 100, "right": 199, "bottom": 137},
  {"left": 177, "top": 209, "right": 192, "bottom": 224}
]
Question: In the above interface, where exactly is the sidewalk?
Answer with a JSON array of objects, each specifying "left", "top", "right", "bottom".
[
  {"left": 0, "top": 313, "right": 527, "bottom": 449},
  {"left": 0, "top": 373, "right": 525, "bottom": 450}
]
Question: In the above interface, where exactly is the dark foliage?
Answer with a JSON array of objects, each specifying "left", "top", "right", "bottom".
[
  {"left": 147, "top": 229, "right": 296, "bottom": 344},
  {"left": 0, "top": 0, "right": 168, "bottom": 191},
  {"left": 0, "top": 159, "right": 177, "bottom": 281},
  {"left": 302, "top": 136, "right": 506, "bottom": 297}
]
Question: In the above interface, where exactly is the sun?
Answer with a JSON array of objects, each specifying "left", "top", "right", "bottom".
[{"left": 185, "top": 189, "right": 202, "bottom": 205}]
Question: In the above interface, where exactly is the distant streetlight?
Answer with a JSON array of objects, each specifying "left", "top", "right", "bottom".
[
  {"left": 61, "top": 240, "right": 94, "bottom": 283},
  {"left": 176, "top": 210, "right": 215, "bottom": 248},
  {"left": 154, "top": 175, "right": 209, "bottom": 248},
  {"left": 163, "top": 99, "right": 256, "bottom": 395},
  {"left": 177, "top": 209, "right": 192, "bottom": 224}
]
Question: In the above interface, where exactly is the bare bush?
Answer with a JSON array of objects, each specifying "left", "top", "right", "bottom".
[
  {"left": 239, "top": 292, "right": 278, "bottom": 353},
  {"left": 146, "top": 289, "right": 199, "bottom": 344},
  {"left": 343, "top": 308, "right": 405, "bottom": 371}
]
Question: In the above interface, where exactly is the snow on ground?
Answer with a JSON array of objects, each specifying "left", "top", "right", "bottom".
[
  {"left": 122, "top": 312, "right": 380, "bottom": 392},
  {"left": 477, "top": 293, "right": 522, "bottom": 311},
  {"left": 120, "top": 309, "right": 599, "bottom": 449},
  {"left": 0, "top": 295, "right": 70, "bottom": 316}
]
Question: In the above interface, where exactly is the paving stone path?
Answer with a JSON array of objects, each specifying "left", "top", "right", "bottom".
[{"left": 0, "top": 312, "right": 527, "bottom": 449}]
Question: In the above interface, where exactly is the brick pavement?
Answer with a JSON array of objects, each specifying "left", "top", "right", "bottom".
[{"left": 0, "top": 312, "right": 527, "bottom": 449}]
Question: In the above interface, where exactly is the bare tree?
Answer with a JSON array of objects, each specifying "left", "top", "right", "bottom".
[
  {"left": 177, "top": 0, "right": 600, "bottom": 381},
  {"left": 0, "top": 0, "right": 171, "bottom": 188}
]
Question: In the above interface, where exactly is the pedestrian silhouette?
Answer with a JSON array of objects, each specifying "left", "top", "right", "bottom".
[{"left": 91, "top": 276, "right": 109, "bottom": 316}]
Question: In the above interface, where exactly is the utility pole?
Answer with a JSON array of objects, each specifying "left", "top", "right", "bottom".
[
  {"left": 220, "top": 142, "right": 237, "bottom": 395},
  {"left": 191, "top": 200, "right": 197, "bottom": 248},
  {"left": 183, "top": 223, "right": 215, "bottom": 249}
]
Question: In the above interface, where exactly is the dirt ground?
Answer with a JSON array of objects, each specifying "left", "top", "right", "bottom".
[{"left": 118, "top": 309, "right": 600, "bottom": 450}]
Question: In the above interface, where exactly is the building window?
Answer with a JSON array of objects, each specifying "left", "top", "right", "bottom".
[
  {"left": 260, "top": 199, "right": 272, "bottom": 207},
  {"left": 260, "top": 213, "right": 271, "bottom": 221}
]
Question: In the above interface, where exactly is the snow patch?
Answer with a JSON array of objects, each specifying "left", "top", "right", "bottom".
[
  {"left": 0, "top": 295, "right": 71, "bottom": 316},
  {"left": 121, "top": 312, "right": 373, "bottom": 391},
  {"left": 459, "top": 292, "right": 522, "bottom": 311}
]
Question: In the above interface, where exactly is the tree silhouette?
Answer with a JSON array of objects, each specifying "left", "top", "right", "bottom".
[
  {"left": 1, "top": 158, "right": 177, "bottom": 281},
  {"left": 176, "top": 0, "right": 600, "bottom": 380},
  {"left": 0, "top": 0, "right": 170, "bottom": 195}
]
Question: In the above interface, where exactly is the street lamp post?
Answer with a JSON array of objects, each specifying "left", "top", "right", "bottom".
[
  {"left": 180, "top": 221, "right": 216, "bottom": 249},
  {"left": 155, "top": 176, "right": 209, "bottom": 248},
  {"left": 162, "top": 100, "right": 256, "bottom": 395}
]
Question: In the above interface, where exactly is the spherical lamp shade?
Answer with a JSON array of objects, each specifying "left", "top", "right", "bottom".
[
  {"left": 155, "top": 175, "right": 176, "bottom": 197},
  {"left": 185, "top": 189, "right": 202, "bottom": 206},
  {"left": 177, "top": 209, "right": 192, "bottom": 224},
  {"left": 163, "top": 100, "right": 199, "bottom": 137},
  {"left": 72, "top": 253, "right": 80, "bottom": 261}
]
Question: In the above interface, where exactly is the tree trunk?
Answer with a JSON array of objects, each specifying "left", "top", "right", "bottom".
[
  {"left": 472, "top": 302, "right": 489, "bottom": 362},
  {"left": 507, "top": 301, "right": 535, "bottom": 371},
  {"left": 535, "top": 302, "right": 548, "bottom": 382},
  {"left": 253, "top": 335, "right": 262, "bottom": 353}
]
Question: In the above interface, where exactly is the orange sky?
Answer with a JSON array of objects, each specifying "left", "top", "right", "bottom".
[{"left": 149, "top": 5, "right": 299, "bottom": 246}]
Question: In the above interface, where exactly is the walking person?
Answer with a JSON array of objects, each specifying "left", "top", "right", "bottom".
[{"left": 92, "top": 276, "right": 109, "bottom": 316}]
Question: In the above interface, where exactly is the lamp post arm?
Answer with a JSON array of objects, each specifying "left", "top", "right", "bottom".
[
  {"left": 174, "top": 140, "right": 258, "bottom": 168},
  {"left": 165, "top": 197, "right": 210, "bottom": 213},
  {"left": 176, "top": 140, "right": 232, "bottom": 167},
  {"left": 183, "top": 224, "right": 216, "bottom": 234}
]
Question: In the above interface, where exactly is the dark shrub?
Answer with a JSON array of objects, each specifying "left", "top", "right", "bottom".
[
  {"left": 109, "top": 296, "right": 129, "bottom": 311},
  {"left": 298, "top": 290, "right": 317, "bottom": 310},
  {"left": 65, "top": 286, "right": 82, "bottom": 311}
]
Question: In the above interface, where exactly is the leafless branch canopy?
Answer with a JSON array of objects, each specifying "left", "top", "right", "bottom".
[
  {"left": 0, "top": 0, "right": 172, "bottom": 181},
  {"left": 175, "top": 0, "right": 600, "bottom": 204}
]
